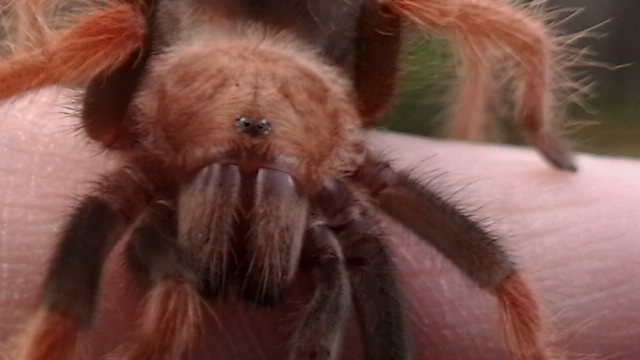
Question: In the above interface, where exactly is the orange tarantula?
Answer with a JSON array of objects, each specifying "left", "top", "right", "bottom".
[{"left": 0, "top": 0, "right": 578, "bottom": 359}]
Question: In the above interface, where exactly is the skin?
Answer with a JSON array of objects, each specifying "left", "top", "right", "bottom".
[{"left": 0, "top": 89, "right": 639, "bottom": 359}]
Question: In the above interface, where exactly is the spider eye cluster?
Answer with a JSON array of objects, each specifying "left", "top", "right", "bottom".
[{"left": 235, "top": 116, "right": 272, "bottom": 137}]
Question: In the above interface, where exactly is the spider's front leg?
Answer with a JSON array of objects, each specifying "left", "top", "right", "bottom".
[
  {"left": 353, "top": 154, "right": 555, "bottom": 360},
  {"left": 12, "top": 168, "right": 152, "bottom": 360},
  {"left": 390, "top": 0, "right": 576, "bottom": 171},
  {"left": 355, "top": 0, "right": 403, "bottom": 125},
  {"left": 0, "top": 3, "right": 146, "bottom": 102}
]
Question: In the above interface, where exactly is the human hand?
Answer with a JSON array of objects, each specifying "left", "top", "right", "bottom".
[{"left": 1, "top": 90, "right": 639, "bottom": 359}]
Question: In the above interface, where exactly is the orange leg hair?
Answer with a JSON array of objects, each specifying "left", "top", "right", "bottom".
[
  {"left": 497, "top": 272, "right": 556, "bottom": 360},
  {"left": 116, "top": 201, "right": 205, "bottom": 360},
  {"left": 389, "top": 0, "right": 576, "bottom": 171},
  {"left": 11, "top": 308, "right": 81, "bottom": 360},
  {"left": 115, "top": 281, "right": 202, "bottom": 360},
  {"left": 0, "top": 2, "right": 146, "bottom": 101},
  {"left": 496, "top": 272, "right": 554, "bottom": 360}
]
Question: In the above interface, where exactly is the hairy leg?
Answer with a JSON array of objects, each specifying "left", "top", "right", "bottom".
[
  {"left": 119, "top": 202, "right": 202, "bottom": 360},
  {"left": 0, "top": 3, "right": 146, "bottom": 101},
  {"left": 289, "top": 224, "right": 351, "bottom": 360},
  {"left": 315, "top": 182, "right": 412, "bottom": 360},
  {"left": 12, "top": 168, "right": 152, "bottom": 360},
  {"left": 389, "top": 0, "right": 575, "bottom": 171},
  {"left": 353, "top": 153, "right": 555, "bottom": 360},
  {"left": 355, "top": 0, "right": 403, "bottom": 125}
]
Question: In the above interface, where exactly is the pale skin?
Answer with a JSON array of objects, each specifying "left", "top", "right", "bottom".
[{"left": 0, "top": 90, "right": 639, "bottom": 359}]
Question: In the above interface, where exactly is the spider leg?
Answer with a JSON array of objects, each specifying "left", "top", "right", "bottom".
[
  {"left": 240, "top": 168, "right": 308, "bottom": 306},
  {"left": 315, "top": 183, "right": 412, "bottom": 360},
  {"left": 355, "top": 0, "right": 403, "bottom": 125},
  {"left": 118, "top": 202, "right": 202, "bottom": 360},
  {"left": 353, "top": 155, "right": 554, "bottom": 360},
  {"left": 81, "top": 0, "right": 157, "bottom": 149},
  {"left": 81, "top": 50, "right": 149, "bottom": 149},
  {"left": 289, "top": 224, "right": 351, "bottom": 360},
  {"left": 389, "top": 0, "right": 576, "bottom": 171},
  {"left": 81, "top": 58, "right": 152, "bottom": 151},
  {"left": 0, "top": 3, "right": 146, "bottom": 101},
  {"left": 343, "top": 225, "right": 411, "bottom": 360},
  {"left": 12, "top": 168, "right": 152, "bottom": 360}
]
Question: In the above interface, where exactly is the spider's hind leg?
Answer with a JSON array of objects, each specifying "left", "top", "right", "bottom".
[{"left": 81, "top": 0, "right": 157, "bottom": 150}]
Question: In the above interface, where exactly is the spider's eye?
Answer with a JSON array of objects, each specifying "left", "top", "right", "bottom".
[
  {"left": 236, "top": 117, "right": 252, "bottom": 130},
  {"left": 256, "top": 119, "right": 271, "bottom": 134},
  {"left": 236, "top": 117, "right": 272, "bottom": 136}
]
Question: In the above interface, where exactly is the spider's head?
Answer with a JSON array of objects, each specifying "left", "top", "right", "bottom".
[{"left": 134, "top": 40, "right": 364, "bottom": 184}]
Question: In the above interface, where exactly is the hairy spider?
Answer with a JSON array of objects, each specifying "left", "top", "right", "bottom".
[{"left": 0, "top": 0, "right": 577, "bottom": 359}]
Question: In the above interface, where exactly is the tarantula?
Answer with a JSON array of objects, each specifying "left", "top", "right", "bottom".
[{"left": 0, "top": 0, "right": 577, "bottom": 359}]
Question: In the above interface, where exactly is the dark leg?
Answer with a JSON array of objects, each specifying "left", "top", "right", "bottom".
[
  {"left": 346, "top": 237, "right": 411, "bottom": 360},
  {"left": 355, "top": 0, "right": 403, "bottom": 125},
  {"left": 119, "top": 202, "right": 202, "bottom": 360},
  {"left": 314, "top": 183, "right": 412, "bottom": 360},
  {"left": 289, "top": 225, "right": 351, "bottom": 360},
  {"left": 81, "top": 52, "right": 149, "bottom": 150},
  {"left": 354, "top": 155, "right": 514, "bottom": 288},
  {"left": 347, "top": 234, "right": 412, "bottom": 360},
  {"left": 80, "top": 0, "right": 157, "bottom": 150},
  {"left": 353, "top": 154, "right": 554, "bottom": 360},
  {"left": 14, "top": 168, "right": 151, "bottom": 360}
]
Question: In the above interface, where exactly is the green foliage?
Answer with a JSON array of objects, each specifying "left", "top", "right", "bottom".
[
  {"left": 573, "top": 96, "right": 640, "bottom": 158},
  {"left": 382, "top": 38, "right": 453, "bottom": 136}
]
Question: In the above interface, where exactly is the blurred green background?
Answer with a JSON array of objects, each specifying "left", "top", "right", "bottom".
[{"left": 382, "top": 0, "right": 640, "bottom": 159}]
